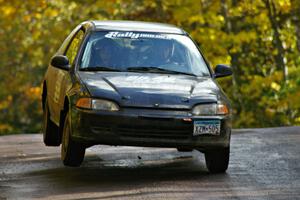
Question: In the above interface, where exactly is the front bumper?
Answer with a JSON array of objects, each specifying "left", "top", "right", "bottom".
[{"left": 70, "top": 107, "right": 231, "bottom": 150}]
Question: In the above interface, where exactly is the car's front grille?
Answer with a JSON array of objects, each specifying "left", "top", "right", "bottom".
[
  {"left": 117, "top": 123, "right": 192, "bottom": 140},
  {"left": 90, "top": 116, "right": 193, "bottom": 140}
]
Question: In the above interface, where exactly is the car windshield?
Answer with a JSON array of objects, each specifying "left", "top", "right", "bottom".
[{"left": 79, "top": 31, "right": 210, "bottom": 76}]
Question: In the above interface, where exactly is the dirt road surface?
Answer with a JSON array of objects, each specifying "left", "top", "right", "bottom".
[{"left": 0, "top": 127, "right": 299, "bottom": 200}]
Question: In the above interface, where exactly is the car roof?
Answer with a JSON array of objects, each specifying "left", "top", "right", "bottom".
[{"left": 88, "top": 20, "right": 186, "bottom": 35}]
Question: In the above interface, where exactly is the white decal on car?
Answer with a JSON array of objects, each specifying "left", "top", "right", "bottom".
[{"left": 105, "top": 31, "right": 170, "bottom": 40}]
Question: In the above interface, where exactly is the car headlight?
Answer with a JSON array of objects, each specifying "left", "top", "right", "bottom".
[
  {"left": 192, "top": 103, "right": 229, "bottom": 115},
  {"left": 76, "top": 98, "right": 119, "bottom": 111},
  {"left": 91, "top": 99, "right": 119, "bottom": 111}
]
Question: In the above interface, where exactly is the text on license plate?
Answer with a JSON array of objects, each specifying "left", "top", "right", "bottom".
[{"left": 193, "top": 120, "right": 221, "bottom": 136}]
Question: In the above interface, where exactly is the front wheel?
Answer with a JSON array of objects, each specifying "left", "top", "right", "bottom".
[
  {"left": 177, "top": 147, "right": 193, "bottom": 152},
  {"left": 61, "top": 113, "right": 85, "bottom": 167},
  {"left": 204, "top": 147, "right": 230, "bottom": 173}
]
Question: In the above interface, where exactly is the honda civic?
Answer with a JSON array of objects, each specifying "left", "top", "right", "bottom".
[{"left": 42, "top": 20, "right": 233, "bottom": 173}]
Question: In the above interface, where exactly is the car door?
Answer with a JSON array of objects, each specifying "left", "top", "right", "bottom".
[
  {"left": 56, "top": 28, "right": 85, "bottom": 117},
  {"left": 47, "top": 25, "right": 85, "bottom": 125}
]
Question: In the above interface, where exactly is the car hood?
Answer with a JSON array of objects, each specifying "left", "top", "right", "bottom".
[{"left": 78, "top": 72, "right": 221, "bottom": 109}]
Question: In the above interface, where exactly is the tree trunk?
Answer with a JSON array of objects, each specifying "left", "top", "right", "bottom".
[
  {"left": 220, "top": 0, "right": 242, "bottom": 110},
  {"left": 291, "top": 0, "right": 300, "bottom": 52},
  {"left": 264, "top": 0, "right": 288, "bottom": 83}
]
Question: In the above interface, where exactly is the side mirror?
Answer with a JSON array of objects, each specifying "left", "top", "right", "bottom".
[
  {"left": 51, "top": 55, "right": 70, "bottom": 70},
  {"left": 214, "top": 64, "right": 232, "bottom": 78}
]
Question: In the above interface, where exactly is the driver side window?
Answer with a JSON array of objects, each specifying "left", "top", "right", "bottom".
[{"left": 65, "top": 29, "right": 85, "bottom": 65}]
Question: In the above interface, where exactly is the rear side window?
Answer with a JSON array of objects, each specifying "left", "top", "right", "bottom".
[{"left": 65, "top": 30, "right": 85, "bottom": 65}]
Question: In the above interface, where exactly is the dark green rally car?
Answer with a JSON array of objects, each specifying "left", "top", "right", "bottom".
[{"left": 42, "top": 20, "right": 233, "bottom": 173}]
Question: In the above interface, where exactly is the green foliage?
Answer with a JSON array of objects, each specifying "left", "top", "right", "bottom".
[{"left": 0, "top": 0, "right": 299, "bottom": 134}]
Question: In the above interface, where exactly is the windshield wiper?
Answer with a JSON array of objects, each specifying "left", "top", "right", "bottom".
[
  {"left": 80, "top": 66, "right": 121, "bottom": 72},
  {"left": 126, "top": 66, "right": 197, "bottom": 76}
]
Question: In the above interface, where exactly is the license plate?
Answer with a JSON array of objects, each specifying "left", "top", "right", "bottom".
[{"left": 193, "top": 120, "right": 221, "bottom": 136}]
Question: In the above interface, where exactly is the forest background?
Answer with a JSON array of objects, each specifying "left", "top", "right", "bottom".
[{"left": 0, "top": 0, "right": 299, "bottom": 134}]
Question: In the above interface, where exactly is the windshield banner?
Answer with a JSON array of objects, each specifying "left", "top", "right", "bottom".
[{"left": 105, "top": 31, "right": 170, "bottom": 40}]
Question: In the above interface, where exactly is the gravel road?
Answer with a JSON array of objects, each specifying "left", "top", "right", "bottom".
[{"left": 0, "top": 126, "right": 299, "bottom": 200}]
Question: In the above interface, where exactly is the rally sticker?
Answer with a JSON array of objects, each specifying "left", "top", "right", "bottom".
[{"left": 105, "top": 31, "right": 170, "bottom": 40}]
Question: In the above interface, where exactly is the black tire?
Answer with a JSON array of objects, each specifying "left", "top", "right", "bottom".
[
  {"left": 204, "top": 147, "right": 230, "bottom": 173},
  {"left": 43, "top": 98, "right": 61, "bottom": 146},
  {"left": 61, "top": 113, "right": 85, "bottom": 167},
  {"left": 177, "top": 147, "right": 193, "bottom": 152}
]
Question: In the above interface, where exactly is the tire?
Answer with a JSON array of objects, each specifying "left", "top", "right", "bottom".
[
  {"left": 204, "top": 147, "right": 230, "bottom": 173},
  {"left": 43, "top": 98, "right": 61, "bottom": 146},
  {"left": 61, "top": 112, "right": 85, "bottom": 167},
  {"left": 177, "top": 148, "right": 193, "bottom": 152}
]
